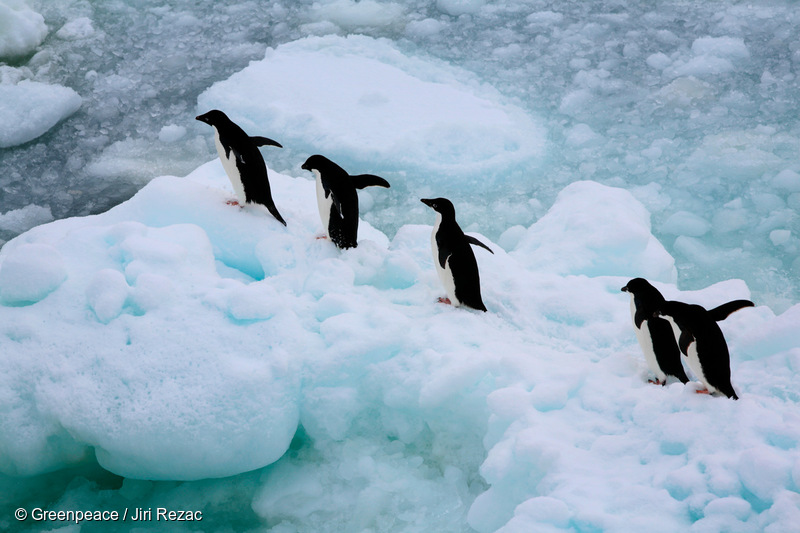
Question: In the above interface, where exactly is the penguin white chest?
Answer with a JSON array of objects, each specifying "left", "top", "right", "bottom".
[
  {"left": 313, "top": 169, "right": 334, "bottom": 234},
  {"left": 431, "top": 214, "right": 459, "bottom": 306},
  {"left": 629, "top": 296, "right": 663, "bottom": 380},
  {"left": 213, "top": 129, "right": 247, "bottom": 204}
]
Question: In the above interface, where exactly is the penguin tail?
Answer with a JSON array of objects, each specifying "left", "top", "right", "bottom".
[
  {"left": 723, "top": 386, "right": 739, "bottom": 400},
  {"left": 267, "top": 205, "right": 287, "bottom": 226}
]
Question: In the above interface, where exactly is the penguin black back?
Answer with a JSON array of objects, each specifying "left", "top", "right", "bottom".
[
  {"left": 657, "top": 300, "right": 740, "bottom": 400},
  {"left": 301, "top": 154, "right": 389, "bottom": 249},
  {"left": 196, "top": 109, "right": 286, "bottom": 226},
  {"left": 421, "top": 197, "right": 493, "bottom": 312}
]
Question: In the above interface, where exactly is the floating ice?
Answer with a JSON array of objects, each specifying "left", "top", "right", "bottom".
[
  {"left": 0, "top": 0, "right": 47, "bottom": 58},
  {"left": 0, "top": 80, "right": 81, "bottom": 148},
  {"left": 198, "top": 34, "right": 546, "bottom": 188},
  {"left": 0, "top": 204, "right": 53, "bottom": 235}
]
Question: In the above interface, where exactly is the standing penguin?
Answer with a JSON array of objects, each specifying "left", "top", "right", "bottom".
[
  {"left": 301, "top": 155, "right": 390, "bottom": 249},
  {"left": 655, "top": 299, "right": 753, "bottom": 399},
  {"left": 621, "top": 278, "right": 689, "bottom": 385},
  {"left": 421, "top": 198, "right": 493, "bottom": 312},
  {"left": 196, "top": 109, "right": 286, "bottom": 226}
]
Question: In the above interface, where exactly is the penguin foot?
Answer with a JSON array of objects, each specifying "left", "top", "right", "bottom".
[
  {"left": 226, "top": 199, "right": 240, "bottom": 206},
  {"left": 648, "top": 378, "right": 663, "bottom": 385},
  {"left": 316, "top": 235, "right": 328, "bottom": 240},
  {"left": 695, "top": 388, "right": 710, "bottom": 395},
  {"left": 437, "top": 297, "right": 452, "bottom": 305}
]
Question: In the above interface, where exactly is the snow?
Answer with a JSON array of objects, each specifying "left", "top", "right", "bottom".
[
  {"left": 1, "top": 158, "right": 799, "bottom": 531},
  {"left": 2, "top": 0, "right": 800, "bottom": 531},
  {"left": 197, "top": 34, "right": 546, "bottom": 188}
]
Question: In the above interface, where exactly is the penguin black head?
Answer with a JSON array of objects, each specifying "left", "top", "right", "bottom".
[
  {"left": 195, "top": 109, "right": 231, "bottom": 127},
  {"left": 421, "top": 197, "right": 456, "bottom": 219},
  {"left": 621, "top": 278, "right": 664, "bottom": 300},
  {"left": 301, "top": 154, "right": 339, "bottom": 174}
]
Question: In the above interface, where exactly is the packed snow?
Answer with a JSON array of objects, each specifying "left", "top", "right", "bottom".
[
  {"left": 2, "top": 0, "right": 800, "bottom": 532},
  {"left": 1, "top": 159, "right": 799, "bottom": 532}
]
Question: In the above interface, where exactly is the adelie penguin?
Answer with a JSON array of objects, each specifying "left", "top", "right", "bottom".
[
  {"left": 301, "top": 154, "right": 390, "bottom": 249},
  {"left": 621, "top": 278, "right": 690, "bottom": 386},
  {"left": 421, "top": 198, "right": 493, "bottom": 312},
  {"left": 196, "top": 109, "right": 286, "bottom": 226},
  {"left": 655, "top": 298, "right": 754, "bottom": 399}
]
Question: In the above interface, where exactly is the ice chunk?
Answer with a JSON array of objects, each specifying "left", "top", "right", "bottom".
[
  {"left": 769, "top": 229, "right": 791, "bottom": 246},
  {"left": 661, "top": 211, "right": 711, "bottom": 237},
  {"left": 55, "top": 16, "right": 95, "bottom": 40},
  {"left": 0, "top": 80, "right": 81, "bottom": 148},
  {"left": 0, "top": 243, "right": 67, "bottom": 305},
  {"left": 309, "top": 0, "right": 405, "bottom": 29},
  {"left": 511, "top": 181, "right": 676, "bottom": 281},
  {"left": 157, "top": 124, "right": 187, "bottom": 143},
  {"left": 436, "top": 0, "right": 487, "bottom": 16},
  {"left": 772, "top": 169, "right": 800, "bottom": 192},
  {"left": 646, "top": 52, "right": 672, "bottom": 70},
  {"left": 691, "top": 36, "right": 750, "bottom": 60},
  {"left": 0, "top": 1, "right": 47, "bottom": 58},
  {"left": 198, "top": 35, "right": 545, "bottom": 188},
  {"left": 0, "top": 204, "right": 53, "bottom": 234}
]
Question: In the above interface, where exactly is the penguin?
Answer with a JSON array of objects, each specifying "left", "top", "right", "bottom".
[
  {"left": 196, "top": 109, "right": 286, "bottom": 226},
  {"left": 300, "top": 154, "right": 390, "bottom": 249},
  {"left": 421, "top": 197, "right": 493, "bottom": 312},
  {"left": 655, "top": 298, "right": 754, "bottom": 399},
  {"left": 621, "top": 278, "right": 689, "bottom": 385}
]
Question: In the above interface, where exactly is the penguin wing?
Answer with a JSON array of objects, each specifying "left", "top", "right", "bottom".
[
  {"left": 647, "top": 318, "right": 689, "bottom": 383},
  {"left": 251, "top": 136, "right": 283, "bottom": 148},
  {"left": 351, "top": 174, "right": 390, "bottom": 189},
  {"left": 466, "top": 235, "right": 493, "bottom": 254},
  {"left": 633, "top": 306, "right": 648, "bottom": 329},
  {"left": 436, "top": 236, "right": 452, "bottom": 270},
  {"left": 230, "top": 145, "right": 246, "bottom": 167},
  {"left": 329, "top": 191, "right": 343, "bottom": 219},
  {"left": 708, "top": 299, "right": 754, "bottom": 321},
  {"left": 448, "top": 245, "right": 487, "bottom": 311},
  {"left": 678, "top": 330, "right": 694, "bottom": 356}
]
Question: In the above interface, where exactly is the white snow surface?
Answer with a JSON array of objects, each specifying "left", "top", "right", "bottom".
[
  {"left": 197, "top": 35, "right": 546, "bottom": 186},
  {"left": 1, "top": 161, "right": 799, "bottom": 532}
]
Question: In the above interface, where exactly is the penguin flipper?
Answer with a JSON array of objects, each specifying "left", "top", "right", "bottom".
[
  {"left": 351, "top": 174, "right": 390, "bottom": 189},
  {"left": 708, "top": 300, "right": 754, "bottom": 321},
  {"left": 466, "top": 235, "right": 493, "bottom": 254},
  {"left": 678, "top": 331, "right": 694, "bottom": 356},
  {"left": 648, "top": 318, "right": 690, "bottom": 383},
  {"left": 251, "top": 136, "right": 283, "bottom": 148},
  {"left": 436, "top": 238, "right": 452, "bottom": 270}
]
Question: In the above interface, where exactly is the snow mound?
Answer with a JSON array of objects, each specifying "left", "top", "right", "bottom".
[
  {"left": 511, "top": 181, "right": 676, "bottom": 282},
  {"left": 1, "top": 159, "right": 799, "bottom": 531},
  {"left": 198, "top": 34, "right": 546, "bottom": 187}
]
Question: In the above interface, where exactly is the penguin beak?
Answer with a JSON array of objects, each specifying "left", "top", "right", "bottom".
[
  {"left": 621, "top": 286, "right": 628, "bottom": 292},
  {"left": 420, "top": 198, "right": 434, "bottom": 208},
  {"left": 195, "top": 114, "right": 208, "bottom": 124},
  {"left": 301, "top": 162, "right": 310, "bottom": 171}
]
